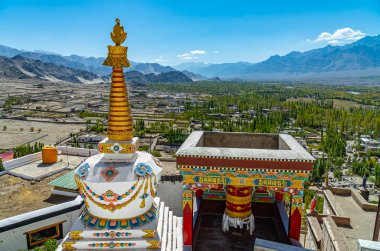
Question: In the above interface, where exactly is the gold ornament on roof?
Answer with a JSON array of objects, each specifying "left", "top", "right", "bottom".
[
  {"left": 111, "top": 18, "right": 127, "bottom": 46},
  {"left": 102, "top": 18, "right": 133, "bottom": 141},
  {"left": 103, "top": 18, "right": 130, "bottom": 68}
]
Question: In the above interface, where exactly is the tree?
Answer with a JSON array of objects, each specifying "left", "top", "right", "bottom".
[
  {"left": 333, "top": 168, "right": 342, "bottom": 179},
  {"left": 30, "top": 127, "right": 34, "bottom": 132},
  {"left": 2, "top": 125, "right": 6, "bottom": 131}
]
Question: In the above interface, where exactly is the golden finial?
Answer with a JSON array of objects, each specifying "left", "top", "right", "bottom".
[{"left": 110, "top": 18, "right": 127, "bottom": 46}]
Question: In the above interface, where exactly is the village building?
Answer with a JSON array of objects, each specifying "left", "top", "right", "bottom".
[{"left": 176, "top": 131, "right": 315, "bottom": 250}]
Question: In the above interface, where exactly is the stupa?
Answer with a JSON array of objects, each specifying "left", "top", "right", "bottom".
[{"left": 60, "top": 19, "right": 183, "bottom": 251}]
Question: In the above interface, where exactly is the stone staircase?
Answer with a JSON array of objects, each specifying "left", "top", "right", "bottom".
[{"left": 59, "top": 198, "right": 183, "bottom": 250}]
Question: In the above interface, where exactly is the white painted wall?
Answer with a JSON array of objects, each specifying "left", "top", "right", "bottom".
[
  {"left": 0, "top": 198, "right": 84, "bottom": 251},
  {"left": 57, "top": 146, "right": 99, "bottom": 157},
  {"left": 3, "top": 152, "right": 42, "bottom": 170}
]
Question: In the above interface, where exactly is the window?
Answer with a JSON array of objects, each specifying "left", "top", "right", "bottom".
[{"left": 25, "top": 221, "right": 64, "bottom": 249}]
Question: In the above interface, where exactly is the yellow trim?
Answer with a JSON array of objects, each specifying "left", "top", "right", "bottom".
[
  {"left": 25, "top": 221, "right": 65, "bottom": 248},
  {"left": 147, "top": 240, "right": 161, "bottom": 249},
  {"left": 226, "top": 193, "right": 251, "bottom": 204},
  {"left": 142, "top": 230, "right": 156, "bottom": 238},
  {"left": 62, "top": 241, "right": 77, "bottom": 250},
  {"left": 68, "top": 231, "right": 83, "bottom": 240},
  {"left": 108, "top": 134, "right": 134, "bottom": 141},
  {"left": 110, "top": 97, "right": 127, "bottom": 102},
  {"left": 225, "top": 208, "right": 252, "bottom": 218},
  {"left": 82, "top": 204, "right": 157, "bottom": 221},
  {"left": 109, "top": 111, "right": 130, "bottom": 116}
]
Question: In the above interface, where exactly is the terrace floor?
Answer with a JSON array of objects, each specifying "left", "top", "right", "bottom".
[
  {"left": 8, "top": 154, "right": 86, "bottom": 179},
  {"left": 194, "top": 200, "right": 289, "bottom": 251},
  {"left": 334, "top": 195, "right": 377, "bottom": 250}
]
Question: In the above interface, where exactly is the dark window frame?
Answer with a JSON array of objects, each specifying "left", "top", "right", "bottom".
[{"left": 24, "top": 221, "right": 65, "bottom": 249}]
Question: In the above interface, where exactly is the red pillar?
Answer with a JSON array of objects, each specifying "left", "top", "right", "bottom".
[
  {"left": 275, "top": 191, "right": 284, "bottom": 201},
  {"left": 183, "top": 189, "right": 193, "bottom": 246},
  {"left": 289, "top": 206, "right": 302, "bottom": 241}
]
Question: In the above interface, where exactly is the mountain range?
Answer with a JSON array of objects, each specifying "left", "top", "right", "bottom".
[
  {"left": 0, "top": 45, "right": 196, "bottom": 84},
  {"left": 0, "top": 55, "right": 105, "bottom": 84},
  {"left": 175, "top": 35, "right": 380, "bottom": 82},
  {"left": 3, "top": 35, "right": 380, "bottom": 83}
]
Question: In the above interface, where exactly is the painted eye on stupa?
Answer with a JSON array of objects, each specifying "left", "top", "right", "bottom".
[
  {"left": 134, "top": 163, "right": 153, "bottom": 177},
  {"left": 101, "top": 167, "right": 119, "bottom": 182}
]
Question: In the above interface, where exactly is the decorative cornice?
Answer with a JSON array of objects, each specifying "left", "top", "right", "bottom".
[
  {"left": 177, "top": 154, "right": 314, "bottom": 162},
  {"left": 178, "top": 165, "right": 311, "bottom": 173}
]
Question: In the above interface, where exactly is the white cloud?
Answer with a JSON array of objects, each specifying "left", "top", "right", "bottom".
[
  {"left": 177, "top": 49, "right": 207, "bottom": 60},
  {"left": 309, "top": 28, "right": 366, "bottom": 45},
  {"left": 190, "top": 50, "right": 207, "bottom": 55},
  {"left": 154, "top": 56, "right": 168, "bottom": 62}
]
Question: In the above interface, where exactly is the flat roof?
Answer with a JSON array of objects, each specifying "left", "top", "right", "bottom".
[
  {"left": 8, "top": 154, "right": 86, "bottom": 180},
  {"left": 176, "top": 131, "right": 314, "bottom": 162},
  {"left": 0, "top": 172, "right": 74, "bottom": 220},
  {"left": 49, "top": 170, "right": 77, "bottom": 191}
]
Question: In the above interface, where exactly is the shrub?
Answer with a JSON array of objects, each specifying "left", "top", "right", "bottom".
[{"left": 151, "top": 150, "right": 162, "bottom": 157}]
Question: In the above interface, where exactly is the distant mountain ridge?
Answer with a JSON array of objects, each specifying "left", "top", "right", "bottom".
[
  {"left": 0, "top": 45, "right": 185, "bottom": 77},
  {"left": 175, "top": 35, "right": 380, "bottom": 81},
  {"left": 0, "top": 45, "right": 200, "bottom": 84},
  {"left": 0, "top": 55, "right": 105, "bottom": 84},
  {"left": 124, "top": 70, "right": 193, "bottom": 86},
  {"left": 4, "top": 35, "right": 380, "bottom": 83}
]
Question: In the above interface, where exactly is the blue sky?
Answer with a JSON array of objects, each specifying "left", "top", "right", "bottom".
[{"left": 1, "top": 0, "right": 380, "bottom": 65}]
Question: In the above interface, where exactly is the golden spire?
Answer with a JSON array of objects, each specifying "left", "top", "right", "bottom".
[
  {"left": 103, "top": 19, "right": 133, "bottom": 142},
  {"left": 111, "top": 18, "right": 127, "bottom": 46}
]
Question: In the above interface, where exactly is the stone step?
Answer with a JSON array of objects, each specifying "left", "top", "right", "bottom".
[
  {"left": 160, "top": 206, "right": 170, "bottom": 251},
  {"left": 175, "top": 217, "right": 183, "bottom": 251},
  {"left": 157, "top": 201, "right": 165, "bottom": 239},
  {"left": 167, "top": 211, "right": 173, "bottom": 251}
]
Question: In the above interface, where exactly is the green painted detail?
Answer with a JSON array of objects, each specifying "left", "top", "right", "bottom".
[{"left": 48, "top": 170, "right": 77, "bottom": 191}]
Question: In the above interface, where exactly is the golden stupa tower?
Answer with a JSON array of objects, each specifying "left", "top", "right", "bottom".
[
  {"left": 64, "top": 18, "right": 163, "bottom": 251},
  {"left": 103, "top": 18, "right": 133, "bottom": 141}
]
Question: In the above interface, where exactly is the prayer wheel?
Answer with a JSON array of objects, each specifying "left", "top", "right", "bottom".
[
  {"left": 225, "top": 185, "right": 252, "bottom": 218},
  {"left": 223, "top": 185, "right": 255, "bottom": 234}
]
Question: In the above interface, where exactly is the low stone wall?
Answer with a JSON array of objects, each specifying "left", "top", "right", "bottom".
[
  {"left": 316, "top": 214, "right": 350, "bottom": 227},
  {"left": 0, "top": 196, "right": 84, "bottom": 251},
  {"left": 331, "top": 187, "right": 351, "bottom": 196},
  {"left": 351, "top": 189, "right": 378, "bottom": 211},
  {"left": 254, "top": 238, "right": 313, "bottom": 251},
  {"left": 330, "top": 215, "right": 350, "bottom": 227},
  {"left": 57, "top": 146, "right": 99, "bottom": 157},
  {"left": 323, "top": 190, "right": 345, "bottom": 216},
  {"left": 321, "top": 216, "right": 346, "bottom": 251},
  {"left": 158, "top": 157, "right": 176, "bottom": 162},
  {"left": 3, "top": 152, "right": 42, "bottom": 170},
  {"left": 306, "top": 216, "right": 322, "bottom": 250}
]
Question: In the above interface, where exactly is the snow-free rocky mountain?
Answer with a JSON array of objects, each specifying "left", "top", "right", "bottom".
[
  {"left": 3, "top": 35, "right": 380, "bottom": 83},
  {"left": 0, "top": 56, "right": 105, "bottom": 84},
  {"left": 0, "top": 45, "right": 196, "bottom": 84},
  {"left": 175, "top": 35, "right": 380, "bottom": 81}
]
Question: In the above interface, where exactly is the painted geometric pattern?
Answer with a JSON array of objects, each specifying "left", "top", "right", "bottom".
[
  {"left": 81, "top": 205, "right": 157, "bottom": 230},
  {"left": 181, "top": 167, "right": 309, "bottom": 189},
  {"left": 68, "top": 230, "right": 157, "bottom": 240},
  {"left": 98, "top": 142, "right": 138, "bottom": 154}
]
